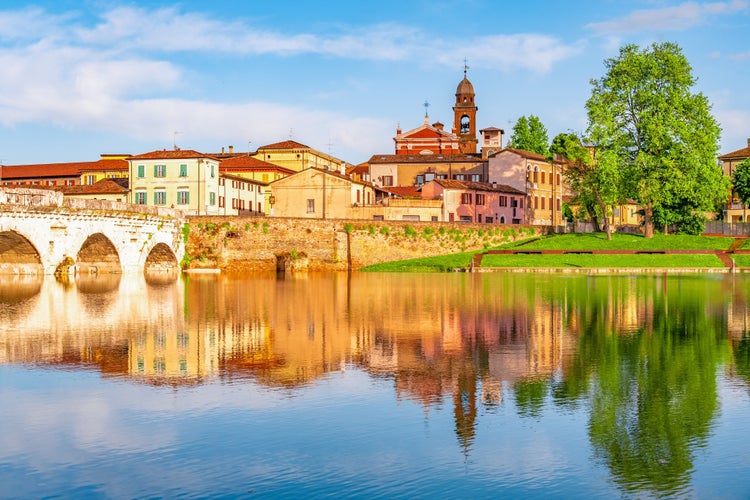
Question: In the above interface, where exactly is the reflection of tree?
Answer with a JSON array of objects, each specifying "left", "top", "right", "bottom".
[
  {"left": 513, "top": 378, "right": 547, "bottom": 418},
  {"left": 558, "top": 277, "right": 727, "bottom": 496},
  {"left": 731, "top": 333, "right": 750, "bottom": 387}
]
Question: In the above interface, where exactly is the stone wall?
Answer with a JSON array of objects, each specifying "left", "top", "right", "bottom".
[{"left": 185, "top": 216, "right": 540, "bottom": 272}]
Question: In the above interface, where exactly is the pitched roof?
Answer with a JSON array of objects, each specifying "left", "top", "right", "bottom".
[
  {"left": 382, "top": 186, "right": 422, "bottom": 198},
  {"left": 54, "top": 178, "right": 129, "bottom": 195},
  {"left": 396, "top": 122, "right": 458, "bottom": 140},
  {"left": 220, "top": 172, "right": 267, "bottom": 185},
  {"left": 368, "top": 153, "right": 484, "bottom": 164},
  {"left": 257, "top": 140, "right": 310, "bottom": 150},
  {"left": 719, "top": 144, "right": 750, "bottom": 160},
  {"left": 431, "top": 179, "right": 525, "bottom": 195},
  {"left": 79, "top": 158, "right": 129, "bottom": 172},
  {"left": 220, "top": 155, "right": 293, "bottom": 173},
  {"left": 2, "top": 161, "right": 92, "bottom": 179},
  {"left": 129, "top": 149, "right": 217, "bottom": 160},
  {"left": 492, "top": 147, "right": 548, "bottom": 161}
]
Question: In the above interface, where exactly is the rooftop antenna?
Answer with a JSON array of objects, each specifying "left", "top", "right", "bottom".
[
  {"left": 247, "top": 139, "right": 252, "bottom": 155},
  {"left": 326, "top": 139, "right": 334, "bottom": 156},
  {"left": 289, "top": 128, "right": 294, "bottom": 140},
  {"left": 173, "top": 130, "right": 182, "bottom": 150}
]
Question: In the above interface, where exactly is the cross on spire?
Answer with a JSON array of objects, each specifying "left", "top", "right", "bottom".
[
  {"left": 463, "top": 57, "right": 470, "bottom": 77},
  {"left": 423, "top": 100, "right": 430, "bottom": 118}
]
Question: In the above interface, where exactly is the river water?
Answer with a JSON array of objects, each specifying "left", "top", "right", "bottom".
[{"left": 1, "top": 271, "right": 750, "bottom": 498}]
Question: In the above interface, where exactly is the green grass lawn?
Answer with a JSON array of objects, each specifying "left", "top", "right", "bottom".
[
  {"left": 481, "top": 253, "right": 724, "bottom": 268},
  {"left": 360, "top": 252, "right": 475, "bottom": 272},
  {"left": 732, "top": 254, "right": 750, "bottom": 267},
  {"left": 360, "top": 232, "right": 739, "bottom": 272},
  {"left": 503, "top": 232, "right": 733, "bottom": 250}
]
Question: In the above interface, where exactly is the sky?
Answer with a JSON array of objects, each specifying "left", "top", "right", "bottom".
[{"left": 0, "top": 0, "right": 748, "bottom": 166}]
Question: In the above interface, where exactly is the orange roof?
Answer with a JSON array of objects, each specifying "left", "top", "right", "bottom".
[
  {"left": 257, "top": 140, "right": 310, "bottom": 150},
  {"left": 383, "top": 186, "right": 422, "bottom": 198},
  {"left": 494, "top": 148, "right": 548, "bottom": 161},
  {"left": 219, "top": 155, "right": 293, "bottom": 173},
  {"left": 2, "top": 161, "right": 90, "bottom": 179},
  {"left": 55, "top": 178, "right": 128, "bottom": 195},
  {"left": 719, "top": 145, "right": 750, "bottom": 160},
  {"left": 129, "top": 149, "right": 217, "bottom": 160},
  {"left": 79, "top": 158, "right": 129, "bottom": 172},
  {"left": 431, "top": 179, "right": 525, "bottom": 195},
  {"left": 368, "top": 153, "right": 483, "bottom": 164}
]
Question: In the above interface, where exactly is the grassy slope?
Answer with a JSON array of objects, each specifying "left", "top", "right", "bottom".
[{"left": 361, "top": 232, "right": 734, "bottom": 272}]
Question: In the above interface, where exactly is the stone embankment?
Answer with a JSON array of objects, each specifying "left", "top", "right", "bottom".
[{"left": 184, "top": 216, "right": 540, "bottom": 272}]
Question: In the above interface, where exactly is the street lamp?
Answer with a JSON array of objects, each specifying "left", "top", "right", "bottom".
[{"left": 268, "top": 194, "right": 276, "bottom": 216}]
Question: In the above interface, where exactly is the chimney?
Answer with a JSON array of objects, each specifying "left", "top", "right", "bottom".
[
  {"left": 433, "top": 121, "right": 444, "bottom": 131},
  {"left": 221, "top": 146, "right": 225, "bottom": 154},
  {"left": 229, "top": 145, "right": 234, "bottom": 154},
  {"left": 747, "top": 138, "right": 750, "bottom": 147}
]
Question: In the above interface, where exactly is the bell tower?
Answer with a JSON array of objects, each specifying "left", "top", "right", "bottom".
[{"left": 452, "top": 60, "right": 478, "bottom": 154}]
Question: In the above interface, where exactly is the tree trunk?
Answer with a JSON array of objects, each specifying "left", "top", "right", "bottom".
[
  {"left": 644, "top": 205, "right": 654, "bottom": 238},
  {"left": 594, "top": 191, "right": 611, "bottom": 240}
]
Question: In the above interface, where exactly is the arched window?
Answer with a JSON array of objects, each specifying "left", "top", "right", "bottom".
[{"left": 500, "top": 216, "right": 505, "bottom": 224}]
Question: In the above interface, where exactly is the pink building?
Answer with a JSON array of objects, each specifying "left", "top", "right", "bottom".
[{"left": 421, "top": 179, "right": 525, "bottom": 224}]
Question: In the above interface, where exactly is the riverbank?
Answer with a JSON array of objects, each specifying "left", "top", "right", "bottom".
[{"left": 360, "top": 233, "right": 750, "bottom": 273}]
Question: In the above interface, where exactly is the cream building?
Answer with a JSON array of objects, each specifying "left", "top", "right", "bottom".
[{"left": 128, "top": 149, "right": 221, "bottom": 215}]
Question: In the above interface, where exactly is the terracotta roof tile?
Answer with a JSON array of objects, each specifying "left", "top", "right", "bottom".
[
  {"left": 431, "top": 179, "right": 525, "bottom": 195},
  {"left": 219, "top": 155, "right": 294, "bottom": 173},
  {"left": 55, "top": 178, "right": 129, "bottom": 195},
  {"left": 2, "top": 161, "right": 90, "bottom": 179},
  {"left": 497, "top": 148, "right": 549, "bottom": 161},
  {"left": 129, "top": 149, "right": 217, "bottom": 160},
  {"left": 257, "top": 140, "right": 310, "bottom": 150},
  {"left": 382, "top": 186, "right": 422, "bottom": 198},
  {"left": 719, "top": 145, "right": 750, "bottom": 160},
  {"left": 368, "top": 153, "right": 483, "bottom": 164}
]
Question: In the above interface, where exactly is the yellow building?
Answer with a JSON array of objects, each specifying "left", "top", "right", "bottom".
[
  {"left": 254, "top": 140, "right": 347, "bottom": 173},
  {"left": 79, "top": 154, "right": 130, "bottom": 185},
  {"left": 128, "top": 149, "right": 220, "bottom": 215},
  {"left": 268, "top": 167, "right": 378, "bottom": 219}
]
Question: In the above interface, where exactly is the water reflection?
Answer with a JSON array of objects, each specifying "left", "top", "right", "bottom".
[{"left": 2, "top": 272, "right": 750, "bottom": 496}]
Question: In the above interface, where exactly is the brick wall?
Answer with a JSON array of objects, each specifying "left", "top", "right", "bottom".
[{"left": 185, "top": 216, "right": 539, "bottom": 272}]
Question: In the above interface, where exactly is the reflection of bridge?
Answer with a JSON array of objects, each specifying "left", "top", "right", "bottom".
[{"left": 0, "top": 187, "right": 185, "bottom": 274}]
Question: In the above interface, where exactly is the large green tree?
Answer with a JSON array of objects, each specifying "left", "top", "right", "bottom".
[
  {"left": 550, "top": 132, "right": 620, "bottom": 239},
  {"left": 508, "top": 115, "right": 549, "bottom": 156},
  {"left": 731, "top": 158, "right": 750, "bottom": 222},
  {"left": 586, "top": 42, "right": 727, "bottom": 238}
]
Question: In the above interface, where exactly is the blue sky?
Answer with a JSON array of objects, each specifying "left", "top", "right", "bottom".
[{"left": 0, "top": 0, "right": 748, "bottom": 166}]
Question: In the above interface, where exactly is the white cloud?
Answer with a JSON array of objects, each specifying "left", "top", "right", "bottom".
[{"left": 586, "top": 0, "right": 748, "bottom": 35}]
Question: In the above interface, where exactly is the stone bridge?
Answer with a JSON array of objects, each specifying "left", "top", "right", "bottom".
[{"left": 0, "top": 188, "right": 185, "bottom": 275}]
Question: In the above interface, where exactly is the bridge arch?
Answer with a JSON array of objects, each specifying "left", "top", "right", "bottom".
[
  {"left": 76, "top": 233, "right": 122, "bottom": 274},
  {"left": 144, "top": 242, "right": 179, "bottom": 273},
  {"left": 0, "top": 230, "right": 43, "bottom": 274}
]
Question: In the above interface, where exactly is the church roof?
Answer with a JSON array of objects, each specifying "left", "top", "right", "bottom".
[
  {"left": 456, "top": 76, "right": 475, "bottom": 96},
  {"left": 396, "top": 122, "right": 458, "bottom": 140}
]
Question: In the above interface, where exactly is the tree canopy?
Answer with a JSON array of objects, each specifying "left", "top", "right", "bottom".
[
  {"left": 550, "top": 132, "right": 620, "bottom": 239},
  {"left": 586, "top": 42, "right": 727, "bottom": 237},
  {"left": 508, "top": 115, "right": 549, "bottom": 156},
  {"left": 732, "top": 159, "right": 750, "bottom": 221}
]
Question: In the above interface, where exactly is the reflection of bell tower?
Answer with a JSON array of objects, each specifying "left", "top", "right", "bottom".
[{"left": 453, "top": 61, "right": 478, "bottom": 154}]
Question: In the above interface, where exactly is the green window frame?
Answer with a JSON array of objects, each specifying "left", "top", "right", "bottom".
[
  {"left": 154, "top": 164, "right": 166, "bottom": 177},
  {"left": 137, "top": 165, "right": 145, "bottom": 178},
  {"left": 177, "top": 190, "right": 190, "bottom": 205},
  {"left": 179, "top": 164, "right": 188, "bottom": 177},
  {"left": 135, "top": 191, "right": 147, "bottom": 205},
  {"left": 154, "top": 191, "right": 166, "bottom": 205}
]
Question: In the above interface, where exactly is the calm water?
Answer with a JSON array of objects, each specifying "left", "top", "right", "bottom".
[{"left": 1, "top": 271, "right": 750, "bottom": 499}]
